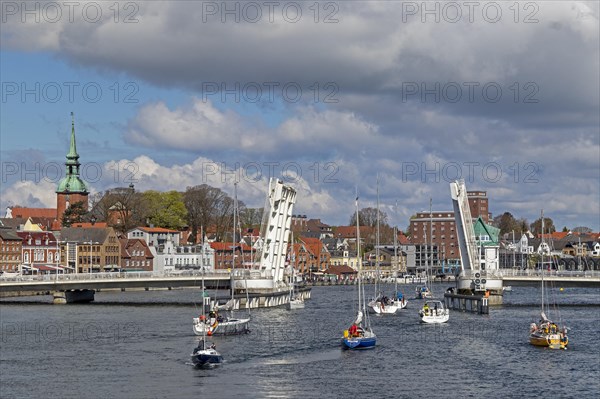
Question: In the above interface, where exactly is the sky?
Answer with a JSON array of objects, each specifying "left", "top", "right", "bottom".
[{"left": 1, "top": 0, "right": 599, "bottom": 231}]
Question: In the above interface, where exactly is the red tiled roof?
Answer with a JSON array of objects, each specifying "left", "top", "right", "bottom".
[
  {"left": 299, "top": 237, "right": 329, "bottom": 258},
  {"left": 136, "top": 227, "right": 179, "bottom": 233},
  {"left": 327, "top": 264, "right": 357, "bottom": 275},
  {"left": 16, "top": 231, "right": 58, "bottom": 246},
  {"left": 119, "top": 238, "right": 153, "bottom": 258},
  {"left": 397, "top": 231, "right": 410, "bottom": 245},
  {"left": 72, "top": 222, "right": 108, "bottom": 228},
  {"left": 11, "top": 207, "right": 56, "bottom": 219},
  {"left": 210, "top": 242, "right": 253, "bottom": 252}
]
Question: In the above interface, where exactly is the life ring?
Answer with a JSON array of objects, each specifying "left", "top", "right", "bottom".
[{"left": 475, "top": 272, "right": 481, "bottom": 278}]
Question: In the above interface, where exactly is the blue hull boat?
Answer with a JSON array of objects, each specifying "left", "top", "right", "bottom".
[{"left": 341, "top": 334, "right": 377, "bottom": 350}]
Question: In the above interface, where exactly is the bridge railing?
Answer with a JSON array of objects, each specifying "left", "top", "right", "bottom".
[
  {"left": 499, "top": 268, "right": 600, "bottom": 278},
  {"left": 0, "top": 270, "right": 232, "bottom": 283}
]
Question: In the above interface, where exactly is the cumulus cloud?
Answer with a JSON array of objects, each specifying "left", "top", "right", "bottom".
[{"left": 1, "top": 1, "right": 598, "bottom": 229}]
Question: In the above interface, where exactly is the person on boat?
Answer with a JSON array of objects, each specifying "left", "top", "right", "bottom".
[
  {"left": 348, "top": 323, "right": 358, "bottom": 337},
  {"left": 423, "top": 303, "right": 430, "bottom": 315},
  {"left": 195, "top": 339, "right": 205, "bottom": 352},
  {"left": 434, "top": 303, "right": 438, "bottom": 315}
]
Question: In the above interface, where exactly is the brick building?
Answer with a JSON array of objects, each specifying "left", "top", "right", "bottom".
[
  {"left": 0, "top": 229, "right": 22, "bottom": 272},
  {"left": 408, "top": 191, "right": 490, "bottom": 273}
]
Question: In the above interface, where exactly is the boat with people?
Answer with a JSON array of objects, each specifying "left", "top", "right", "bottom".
[
  {"left": 367, "top": 181, "right": 405, "bottom": 314},
  {"left": 529, "top": 211, "right": 568, "bottom": 350},
  {"left": 193, "top": 184, "right": 251, "bottom": 336},
  {"left": 342, "top": 193, "right": 376, "bottom": 350},
  {"left": 193, "top": 307, "right": 250, "bottom": 336},
  {"left": 418, "top": 300, "right": 449, "bottom": 324},
  {"left": 190, "top": 338, "right": 223, "bottom": 367},
  {"left": 415, "top": 285, "right": 433, "bottom": 299}
]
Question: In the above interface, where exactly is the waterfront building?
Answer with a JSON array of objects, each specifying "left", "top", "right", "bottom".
[
  {"left": 127, "top": 227, "right": 180, "bottom": 247},
  {"left": 119, "top": 238, "right": 154, "bottom": 272},
  {"left": 150, "top": 238, "right": 214, "bottom": 273},
  {"left": 408, "top": 190, "right": 491, "bottom": 275},
  {"left": 16, "top": 231, "right": 61, "bottom": 274},
  {"left": 59, "top": 227, "right": 121, "bottom": 273},
  {"left": 0, "top": 229, "right": 22, "bottom": 272},
  {"left": 209, "top": 241, "right": 251, "bottom": 270}
]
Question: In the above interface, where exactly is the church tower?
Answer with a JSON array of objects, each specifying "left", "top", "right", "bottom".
[{"left": 56, "top": 113, "right": 88, "bottom": 225}]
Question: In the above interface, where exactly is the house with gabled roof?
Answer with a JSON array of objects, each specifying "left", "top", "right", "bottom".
[
  {"left": 127, "top": 226, "right": 180, "bottom": 247},
  {"left": 59, "top": 227, "right": 121, "bottom": 273},
  {"left": 119, "top": 238, "right": 154, "bottom": 272},
  {"left": 16, "top": 231, "right": 61, "bottom": 274}
]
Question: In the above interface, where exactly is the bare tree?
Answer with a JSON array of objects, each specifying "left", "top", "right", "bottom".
[
  {"left": 349, "top": 207, "right": 389, "bottom": 227},
  {"left": 530, "top": 217, "right": 556, "bottom": 236},
  {"left": 92, "top": 186, "right": 147, "bottom": 233},
  {"left": 184, "top": 185, "right": 234, "bottom": 243}
]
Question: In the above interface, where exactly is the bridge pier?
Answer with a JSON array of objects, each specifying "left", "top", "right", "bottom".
[{"left": 53, "top": 290, "right": 95, "bottom": 304}]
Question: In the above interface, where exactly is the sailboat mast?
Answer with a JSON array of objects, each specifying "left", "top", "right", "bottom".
[
  {"left": 355, "top": 193, "right": 362, "bottom": 311},
  {"left": 394, "top": 219, "right": 398, "bottom": 294},
  {"left": 375, "top": 176, "right": 380, "bottom": 297},
  {"left": 541, "top": 210, "right": 545, "bottom": 315},
  {"left": 232, "top": 182, "right": 237, "bottom": 302},
  {"left": 428, "top": 198, "right": 432, "bottom": 289}
]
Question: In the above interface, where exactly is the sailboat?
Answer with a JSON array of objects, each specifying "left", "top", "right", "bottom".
[
  {"left": 193, "top": 184, "right": 250, "bottom": 336},
  {"left": 529, "top": 211, "right": 568, "bottom": 350},
  {"left": 392, "top": 223, "right": 407, "bottom": 310},
  {"left": 191, "top": 268, "right": 223, "bottom": 367},
  {"left": 287, "top": 232, "right": 305, "bottom": 310},
  {"left": 342, "top": 194, "right": 376, "bottom": 350},
  {"left": 368, "top": 180, "right": 400, "bottom": 314}
]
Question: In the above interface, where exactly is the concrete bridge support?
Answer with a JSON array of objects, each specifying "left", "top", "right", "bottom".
[{"left": 53, "top": 290, "right": 95, "bottom": 304}]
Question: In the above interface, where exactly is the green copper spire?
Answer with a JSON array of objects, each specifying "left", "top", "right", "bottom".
[
  {"left": 57, "top": 112, "right": 88, "bottom": 194},
  {"left": 67, "top": 111, "right": 79, "bottom": 159}
]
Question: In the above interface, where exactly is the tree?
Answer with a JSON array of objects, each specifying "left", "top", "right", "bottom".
[
  {"left": 239, "top": 206, "right": 264, "bottom": 228},
  {"left": 90, "top": 187, "right": 148, "bottom": 233},
  {"left": 562, "top": 226, "right": 569, "bottom": 232},
  {"left": 144, "top": 190, "right": 187, "bottom": 230},
  {"left": 183, "top": 185, "right": 234, "bottom": 243},
  {"left": 572, "top": 226, "right": 592, "bottom": 233},
  {"left": 497, "top": 212, "right": 521, "bottom": 236},
  {"left": 530, "top": 217, "right": 556, "bottom": 236},
  {"left": 61, "top": 201, "right": 87, "bottom": 227},
  {"left": 517, "top": 218, "right": 529, "bottom": 234},
  {"left": 349, "top": 207, "right": 389, "bottom": 227}
]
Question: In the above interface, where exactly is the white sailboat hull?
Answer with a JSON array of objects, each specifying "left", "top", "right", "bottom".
[
  {"left": 287, "top": 298, "right": 305, "bottom": 310},
  {"left": 418, "top": 300, "right": 449, "bottom": 324},
  {"left": 418, "top": 310, "right": 450, "bottom": 324},
  {"left": 368, "top": 299, "right": 406, "bottom": 314},
  {"left": 193, "top": 316, "right": 250, "bottom": 336}
]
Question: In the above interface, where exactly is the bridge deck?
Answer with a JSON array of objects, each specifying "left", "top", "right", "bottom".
[{"left": 0, "top": 271, "right": 232, "bottom": 293}]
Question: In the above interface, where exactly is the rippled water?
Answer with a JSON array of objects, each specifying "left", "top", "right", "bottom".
[{"left": 1, "top": 284, "right": 598, "bottom": 399}]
